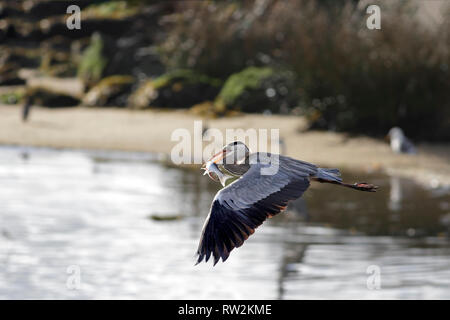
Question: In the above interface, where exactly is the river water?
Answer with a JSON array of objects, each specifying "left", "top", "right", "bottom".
[{"left": 0, "top": 146, "right": 449, "bottom": 299}]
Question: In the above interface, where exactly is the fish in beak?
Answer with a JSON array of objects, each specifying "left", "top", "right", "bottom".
[
  {"left": 202, "top": 160, "right": 228, "bottom": 187},
  {"left": 202, "top": 149, "right": 233, "bottom": 187}
]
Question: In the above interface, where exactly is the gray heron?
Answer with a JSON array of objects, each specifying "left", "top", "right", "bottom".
[{"left": 197, "top": 141, "right": 378, "bottom": 265}]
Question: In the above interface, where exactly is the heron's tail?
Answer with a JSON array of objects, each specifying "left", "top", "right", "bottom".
[{"left": 314, "top": 168, "right": 378, "bottom": 192}]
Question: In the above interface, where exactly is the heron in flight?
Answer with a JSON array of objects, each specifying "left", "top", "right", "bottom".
[{"left": 196, "top": 141, "right": 378, "bottom": 265}]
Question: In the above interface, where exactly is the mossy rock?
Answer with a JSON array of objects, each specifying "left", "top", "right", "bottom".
[
  {"left": 0, "top": 88, "right": 26, "bottom": 105},
  {"left": 77, "top": 33, "right": 108, "bottom": 86},
  {"left": 217, "top": 67, "right": 273, "bottom": 106},
  {"left": 215, "top": 67, "right": 299, "bottom": 114},
  {"left": 189, "top": 101, "right": 222, "bottom": 118},
  {"left": 82, "top": 75, "right": 135, "bottom": 107},
  {"left": 189, "top": 101, "right": 241, "bottom": 118},
  {"left": 129, "top": 69, "right": 221, "bottom": 109}
]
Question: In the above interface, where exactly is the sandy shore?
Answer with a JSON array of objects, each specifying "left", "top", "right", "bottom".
[{"left": 1, "top": 104, "right": 449, "bottom": 187}]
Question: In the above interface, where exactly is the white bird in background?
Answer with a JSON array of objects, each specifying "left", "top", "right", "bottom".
[{"left": 387, "top": 127, "right": 416, "bottom": 154}]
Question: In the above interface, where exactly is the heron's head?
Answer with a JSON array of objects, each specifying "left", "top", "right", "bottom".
[
  {"left": 208, "top": 141, "right": 250, "bottom": 166},
  {"left": 202, "top": 141, "right": 250, "bottom": 186}
]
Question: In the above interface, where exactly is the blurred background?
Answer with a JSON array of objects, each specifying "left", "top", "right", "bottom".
[{"left": 0, "top": 0, "right": 449, "bottom": 299}]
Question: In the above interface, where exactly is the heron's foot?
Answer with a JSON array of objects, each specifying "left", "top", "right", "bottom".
[{"left": 352, "top": 182, "right": 378, "bottom": 192}]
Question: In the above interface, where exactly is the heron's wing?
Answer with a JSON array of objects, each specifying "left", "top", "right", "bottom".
[{"left": 196, "top": 154, "right": 317, "bottom": 265}]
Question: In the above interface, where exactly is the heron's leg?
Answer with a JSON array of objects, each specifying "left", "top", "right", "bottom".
[{"left": 312, "top": 177, "right": 378, "bottom": 192}]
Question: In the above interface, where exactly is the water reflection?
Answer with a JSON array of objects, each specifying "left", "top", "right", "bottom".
[
  {"left": 389, "top": 176, "right": 403, "bottom": 212},
  {"left": 0, "top": 146, "right": 449, "bottom": 299}
]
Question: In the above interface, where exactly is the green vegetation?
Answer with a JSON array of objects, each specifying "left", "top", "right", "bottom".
[
  {"left": 0, "top": 90, "right": 25, "bottom": 105},
  {"left": 77, "top": 33, "right": 108, "bottom": 85},
  {"left": 217, "top": 67, "right": 273, "bottom": 107},
  {"left": 83, "top": 1, "right": 139, "bottom": 19}
]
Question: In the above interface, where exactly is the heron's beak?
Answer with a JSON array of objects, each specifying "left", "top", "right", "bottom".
[{"left": 208, "top": 149, "right": 226, "bottom": 164}]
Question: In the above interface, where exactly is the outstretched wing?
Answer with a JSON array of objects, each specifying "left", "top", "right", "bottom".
[{"left": 196, "top": 154, "right": 318, "bottom": 265}]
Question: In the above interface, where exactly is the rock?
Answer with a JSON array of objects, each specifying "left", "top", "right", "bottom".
[
  {"left": 129, "top": 69, "right": 221, "bottom": 109},
  {"left": 27, "top": 76, "right": 84, "bottom": 99},
  {"left": 189, "top": 101, "right": 241, "bottom": 118},
  {"left": 0, "top": 46, "right": 42, "bottom": 69},
  {"left": 27, "top": 87, "right": 80, "bottom": 107},
  {"left": 26, "top": 76, "right": 84, "bottom": 107},
  {"left": 82, "top": 75, "right": 134, "bottom": 107},
  {"left": 215, "top": 67, "right": 299, "bottom": 114},
  {"left": 0, "top": 64, "right": 25, "bottom": 85},
  {"left": 0, "top": 86, "right": 26, "bottom": 105},
  {"left": 148, "top": 214, "right": 183, "bottom": 221}
]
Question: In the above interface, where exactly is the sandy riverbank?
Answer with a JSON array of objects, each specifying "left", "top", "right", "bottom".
[{"left": 0, "top": 104, "right": 449, "bottom": 188}]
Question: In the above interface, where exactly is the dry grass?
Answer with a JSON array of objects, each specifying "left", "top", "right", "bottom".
[{"left": 158, "top": 0, "right": 450, "bottom": 140}]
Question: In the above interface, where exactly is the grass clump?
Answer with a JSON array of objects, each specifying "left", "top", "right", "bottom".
[
  {"left": 0, "top": 90, "right": 25, "bottom": 104},
  {"left": 77, "top": 33, "right": 108, "bottom": 85}
]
